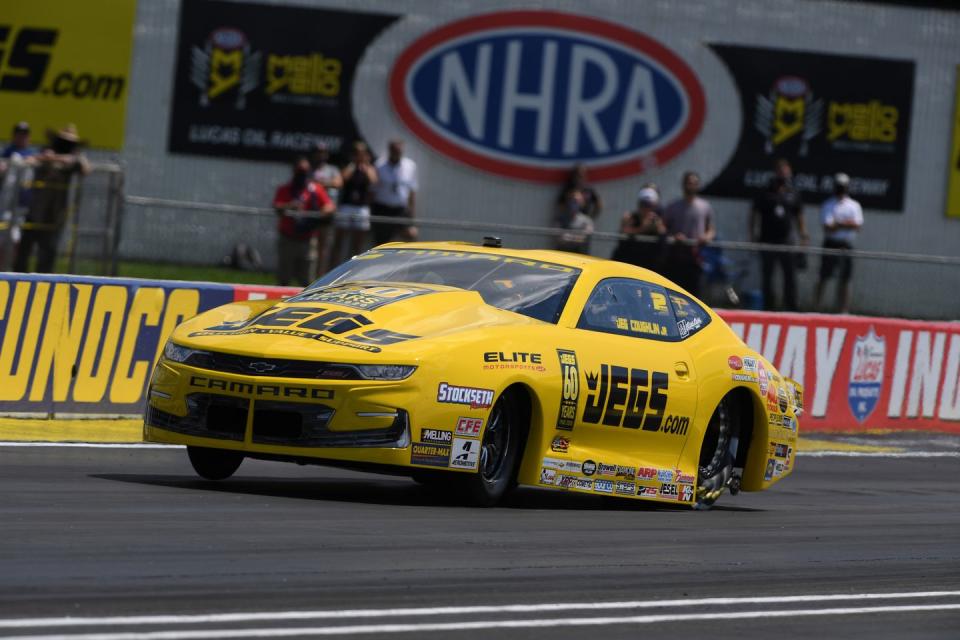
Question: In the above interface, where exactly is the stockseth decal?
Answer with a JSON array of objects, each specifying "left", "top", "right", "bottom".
[
  {"left": 390, "top": 11, "right": 705, "bottom": 182},
  {"left": 583, "top": 364, "right": 671, "bottom": 432},
  {"left": 450, "top": 437, "right": 480, "bottom": 469},
  {"left": 455, "top": 416, "right": 483, "bottom": 437},
  {"left": 420, "top": 428, "right": 452, "bottom": 445},
  {"left": 556, "top": 349, "right": 580, "bottom": 431},
  {"left": 849, "top": 327, "right": 885, "bottom": 423},
  {"left": 437, "top": 382, "right": 494, "bottom": 409}
]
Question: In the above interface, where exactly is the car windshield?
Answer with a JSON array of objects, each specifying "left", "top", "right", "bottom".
[{"left": 309, "top": 248, "right": 581, "bottom": 323}]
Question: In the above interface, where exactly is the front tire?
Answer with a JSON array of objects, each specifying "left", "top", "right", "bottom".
[
  {"left": 463, "top": 390, "right": 523, "bottom": 506},
  {"left": 695, "top": 396, "right": 739, "bottom": 509},
  {"left": 187, "top": 446, "right": 244, "bottom": 480}
]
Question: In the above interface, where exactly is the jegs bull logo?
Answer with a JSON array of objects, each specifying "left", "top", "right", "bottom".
[{"left": 848, "top": 326, "right": 885, "bottom": 422}]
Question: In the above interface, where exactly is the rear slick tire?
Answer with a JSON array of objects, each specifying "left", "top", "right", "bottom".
[
  {"left": 187, "top": 446, "right": 244, "bottom": 480},
  {"left": 462, "top": 390, "right": 522, "bottom": 507}
]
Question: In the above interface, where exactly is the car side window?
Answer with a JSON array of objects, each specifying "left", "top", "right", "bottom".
[
  {"left": 577, "top": 278, "right": 678, "bottom": 341},
  {"left": 667, "top": 290, "right": 711, "bottom": 339}
]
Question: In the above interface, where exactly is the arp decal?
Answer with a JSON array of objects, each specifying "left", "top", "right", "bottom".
[
  {"left": 390, "top": 11, "right": 705, "bottom": 182},
  {"left": 189, "top": 304, "right": 419, "bottom": 352},
  {"left": 582, "top": 364, "right": 676, "bottom": 433},
  {"left": 556, "top": 349, "right": 579, "bottom": 430}
]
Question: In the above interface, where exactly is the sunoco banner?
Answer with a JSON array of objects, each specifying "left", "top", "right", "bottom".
[
  {"left": 0, "top": 274, "right": 294, "bottom": 416},
  {"left": 168, "top": 0, "right": 398, "bottom": 161},
  {"left": 704, "top": 45, "right": 914, "bottom": 211}
]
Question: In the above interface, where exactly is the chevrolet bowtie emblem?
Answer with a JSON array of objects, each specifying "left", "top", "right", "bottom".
[{"left": 248, "top": 362, "right": 276, "bottom": 373}]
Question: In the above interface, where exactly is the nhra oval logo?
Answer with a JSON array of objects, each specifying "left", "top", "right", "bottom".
[{"left": 389, "top": 11, "right": 705, "bottom": 182}]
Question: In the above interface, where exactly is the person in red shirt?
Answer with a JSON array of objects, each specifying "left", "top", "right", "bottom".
[{"left": 272, "top": 156, "right": 334, "bottom": 286}]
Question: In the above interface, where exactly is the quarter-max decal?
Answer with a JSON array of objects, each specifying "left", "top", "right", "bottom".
[{"left": 390, "top": 11, "right": 705, "bottom": 182}]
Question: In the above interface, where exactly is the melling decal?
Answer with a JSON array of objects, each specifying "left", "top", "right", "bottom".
[{"left": 390, "top": 11, "right": 705, "bottom": 182}]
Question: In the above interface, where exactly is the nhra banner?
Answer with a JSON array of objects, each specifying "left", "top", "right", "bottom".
[
  {"left": 703, "top": 45, "right": 914, "bottom": 211},
  {"left": 0, "top": 0, "right": 136, "bottom": 150},
  {"left": 167, "top": 0, "right": 398, "bottom": 161},
  {"left": 718, "top": 310, "right": 960, "bottom": 434},
  {"left": 0, "top": 274, "right": 295, "bottom": 416}
]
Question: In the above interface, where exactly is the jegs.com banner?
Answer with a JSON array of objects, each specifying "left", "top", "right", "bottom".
[
  {"left": 167, "top": 0, "right": 398, "bottom": 161},
  {"left": 703, "top": 45, "right": 915, "bottom": 211}
]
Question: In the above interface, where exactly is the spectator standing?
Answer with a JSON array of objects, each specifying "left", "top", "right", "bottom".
[
  {"left": 333, "top": 141, "right": 378, "bottom": 266},
  {"left": 309, "top": 142, "right": 342, "bottom": 276},
  {"left": 661, "top": 171, "right": 716, "bottom": 296},
  {"left": 1, "top": 121, "right": 37, "bottom": 268},
  {"left": 612, "top": 187, "right": 665, "bottom": 270},
  {"left": 553, "top": 164, "right": 603, "bottom": 254},
  {"left": 12, "top": 124, "right": 89, "bottom": 274},
  {"left": 815, "top": 173, "right": 863, "bottom": 314},
  {"left": 272, "top": 156, "right": 334, "bottom": 287},
  {"left": 371, "top": 139, "right": 418, "bottom": 245},
  {"left": 750, "top": 171, "right": 807, "bottom": 311}
]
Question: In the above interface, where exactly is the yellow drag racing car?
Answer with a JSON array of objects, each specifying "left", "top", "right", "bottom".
[{"left": 145, "top": 241, "right": 801, "bottom": 508}]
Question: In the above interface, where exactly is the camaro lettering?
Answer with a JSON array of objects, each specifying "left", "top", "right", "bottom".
[
  {"left": 188, "top": 375, "right": 332, "bottom": 399},
  {"left": 437, "top": 382, "right": 495, "bottom": 409},
  {"left": 583, "top": 364, "right": 669, "bottom": 431}
]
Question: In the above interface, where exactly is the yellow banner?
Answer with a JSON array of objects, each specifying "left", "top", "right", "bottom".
[
  {"left": 948, "top": 66, "right": 960, "bottom": 218},
  {"left": 0, "top": 1, "right": 136, "bottom": 150}
]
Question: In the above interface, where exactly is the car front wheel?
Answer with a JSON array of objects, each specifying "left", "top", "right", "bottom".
[
  {"left": 187, "top": 446, "right": 244, "bottom": 480},
  {"left": 463, "top": 389, "right": 523, "bottom": 506}
]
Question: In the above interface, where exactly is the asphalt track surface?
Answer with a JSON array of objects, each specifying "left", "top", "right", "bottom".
[{"left": 1, "top": 438, "right": 958, "bottom": 639}]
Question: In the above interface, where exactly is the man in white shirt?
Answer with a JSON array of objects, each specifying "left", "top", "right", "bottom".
[
  {"left": 372, "top": 139, "right": 418, "bottom": 246},
  {"left": 815, "top": 173, "right": 863, "bottom": 313}
]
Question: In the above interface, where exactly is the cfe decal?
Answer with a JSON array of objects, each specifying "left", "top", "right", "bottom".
[
  {"left": 556, "top": 349, "right": 579, "bottom": 431},
  {"left": 188, "top": 304, "right": 418, "bottom": 353},
  {"left": 581, "top": 364, "right": 688, "bottom": 435},
  {"left": 848, "top": 327, "right": 885, "bottom": 423},
  {"left": 390, "top": 11, "right": 705, "bottom": 182}
]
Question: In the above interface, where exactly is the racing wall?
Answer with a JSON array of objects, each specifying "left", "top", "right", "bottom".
[
  {"left": 0, "top": 273, "right": 958, "bottom": 433},
  {"left": 116, "top": 0, "right": 960, "bottom": 319}
]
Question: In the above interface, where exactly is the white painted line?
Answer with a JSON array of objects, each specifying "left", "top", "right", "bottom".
[
  {"left": 1, "top": 590, "right": 958, "bottom": 629},
  {"left": 0, "top": 443, "right": 181, "bottom": 449},
  {"left": 800, "top": 451, "right": 960, "bottom": 458},
  {"left": 4, "top": 604, "right": 960, "bottom": 639}
]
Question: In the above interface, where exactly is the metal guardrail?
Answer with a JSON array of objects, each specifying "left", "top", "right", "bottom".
[{"left": 123, "top": 194, "right": 960, "bottom": 266}]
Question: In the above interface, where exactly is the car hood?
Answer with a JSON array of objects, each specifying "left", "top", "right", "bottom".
[{"left": 170, "top": 282, "right": 543, "bottom": 361}]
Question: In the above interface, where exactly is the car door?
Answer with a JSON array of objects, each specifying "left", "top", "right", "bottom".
[{"left": 571, "top": 278, "right": 699, "bottom": 476}]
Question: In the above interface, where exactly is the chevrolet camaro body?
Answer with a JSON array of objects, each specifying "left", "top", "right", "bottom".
[{"left": 145, "top": 242, "right": 802, "bottom": 507}]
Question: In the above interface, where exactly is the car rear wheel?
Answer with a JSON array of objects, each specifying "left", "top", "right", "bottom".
[
  {"left": 187, "top": 446, "right": 244, "bottom": 480},
  {"left": 463, "top": 389, "right": 523, "bottom": 506},
  {"left": 695, "top": 396, "right": 739, "bottom": 509}
]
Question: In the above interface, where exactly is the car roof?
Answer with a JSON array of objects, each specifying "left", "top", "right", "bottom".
[{"left": 376, "top": 240, "right": 676, "bottom": 288}]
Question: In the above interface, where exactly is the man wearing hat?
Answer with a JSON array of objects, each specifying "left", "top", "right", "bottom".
[
  {"left": 613, "top": 186, "right": 666, "bottom": 270},
  {"left": 13, "top": 123, "right": 90, "bottom": 273},
  {"left": 815, "top": 172, "right": 863, "bottom": 313}
]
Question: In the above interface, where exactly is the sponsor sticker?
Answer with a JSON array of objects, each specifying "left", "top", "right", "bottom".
[
  {"left": 657, "top": 469, "right": 674, "bottom": 483},
  {"left": 778, "top": 386, "right": 789, "bottom": 413},
  {"left": 437, "top": 382, "right": 494, "bottom": 409},
  {"left": 758, "top": 362, "right": 769, "bottom": 395},
  {"left": 597, "top": 462, "right": 617, "bottom": 477},
  {"left": 659, "top": 483, "right": 679, "bottom": 499},
  {"left": 594, "top": 479, "right": 614, "bottom": 494},
  {"left": 455, "top": 416, "right": 483, "bottom": 437},
  {"left": 616, "top": 465, "right": 636, "bottom": 481},
  {"left": 636, "top": 467, "right": 658, "bottom": 480},
  {"left": 556, "top": 349, "right": 580, "bottom": 431},
  {"left": 450, "top": 437, "right": 480, "bottom": 469},
  {"left": 674, "top": 470, "right": 695, "bottom": 485},
  {"left": 581, "top": 460, "right": 597, "bottom": 476},
  {"left": 742, "top": 357, "right": 758, "bottom": 373},
  {"left": 551, "top": 436, "right": 570, "bottom": 453},
  {"left": 483, "top": 351, "right": 546, "bottom": 372},
  {"left": 420, "top": 428, "right": 452, "bottom": 445},
  {"left": 556, "top": 474, "right": 577, "bottom": 488},
  {"left": 637, "top": 486, "right": 658, "bottom": 497},
  {"left": 615, "top": 481, "right": 636, "bottom": 495},
  {"left": 541, "top": 457, "right": 563, "bottom": 469},
  {"left": 732, "top": 373, "right": 758, "bottom": 383},
  {"left": 774, "top": 461, "right": 785, "bottom": 477},
  {"left": 728, "top": 355, "right": 743, "bottom": 370},
  {"left": 560, "top": 460, "right": 583, "bottom": 472},
  {"left": 680, "top": 485, "right": 694, "bottom": 502},
  {"left": 411, "top": 442, "right": 451, "bottom": 467},
  {"left": 540, "top": 468, "right": 557, "bottom": 484},
  {"left": 573, "top": 478, "right": 593, "bottom": 491},
  {"left": 764, "top": 458, "right": 776, "bottom": 481}
]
